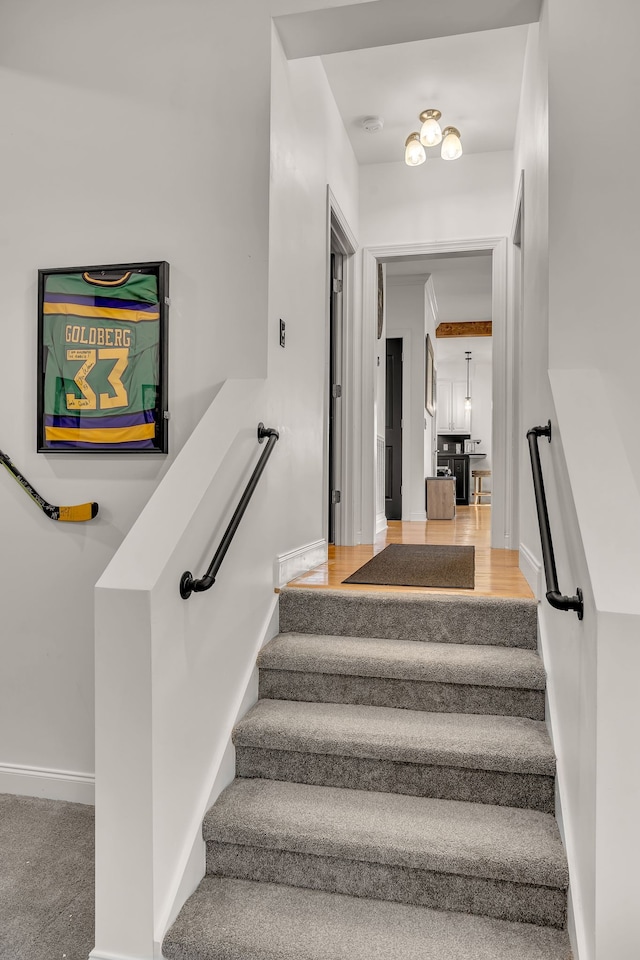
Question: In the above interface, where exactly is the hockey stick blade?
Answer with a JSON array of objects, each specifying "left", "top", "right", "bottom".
[{"left": 0, "top": 449, "right": 99, "bottom": 522}]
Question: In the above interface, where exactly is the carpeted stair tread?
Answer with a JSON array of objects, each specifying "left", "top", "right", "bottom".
[
  {"left": 278, "top": 587, "right": 538, "bottom": 649},
  {"left": 233, "top": 699, "right": 555, "bottom": 776},
  {"left": 161, "top": 877, "right": 572, "bottom": 960},
  {"left": 259, "top": 633, "right": 546, "bottom": 689},
  {"left": 204, "top": 778, "right": 568, "bottom": 888}
]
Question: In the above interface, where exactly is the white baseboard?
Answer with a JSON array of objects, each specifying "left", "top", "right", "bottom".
[
  {"left": 0, "top": 762, "right": 95, "bottom": 804},
  {"left": 90, "top": 950, "right": 159, "bottom": 960},
  {"left": 274, "top": 539, "right": 327, "bottom": 587},
  {"left": 375, "top": 513, "right": 387, "bottom": 535},
  {"left": 409, "top": 510, "right": 427, "bottom": 522},
  {"left": 519, "top": 542, "right": 543, "bottom": 600}
]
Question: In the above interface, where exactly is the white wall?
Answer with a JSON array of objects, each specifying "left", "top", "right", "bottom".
[
  {"left": 513, "top": 16, "right": 598, "bottom": 960},
  {"left": 545, "top": 2, "right": 640, "bottom": 957},
  {"left": 515, "top": 6, "right": 640, "bottom": 958},
  {"left": 0, "top": 0, "right": 359, "bottom": 805},
  {"left": 0, "top": 0, "right": 267, "bottom": 794},
  {"left": 360, "top": 151, "right": 515, "bottom": 246},
  {"left": 424, "top": 278, "right": 438, "bottom": 479},
  {"left": 547, "top": 0, "right": 640, "bottom": 490},
  {"left": 385, "top": 280, "right": 427, "bottom": 521}
]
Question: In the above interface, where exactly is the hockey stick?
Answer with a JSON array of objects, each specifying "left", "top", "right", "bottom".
[{"left": 0, "top": 448, "right": 98, "bottom": 522}]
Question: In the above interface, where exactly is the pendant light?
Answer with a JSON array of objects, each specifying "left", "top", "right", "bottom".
[
  {"left": 419, "top": 109, "right": 442, "bottom": 147},
  {"left": 464, "top": 351, "right": 472, "bottom": 411},
  {"left": 404, "top": 109, "right": 462, "bottom": 165},
  {"left": 404, "top": 133, "right": 426, "bottom": 166},
  {"left": 441, "top": 126, "right": 463, "bottom": 161}
]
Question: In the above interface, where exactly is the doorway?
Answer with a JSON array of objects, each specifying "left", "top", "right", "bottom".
[
  {"left": 385, "top": 338, "right": 403, "bottom": 520},
  {"left": 360, "top": 238, "right": 510, "bottom": 547}
]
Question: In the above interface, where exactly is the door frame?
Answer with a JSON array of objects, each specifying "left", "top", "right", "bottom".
[
  {"left": 360, "top": 237, "right": 510, "bottom": 548},
  {"left": 509, "top": 171, "right": 525, "bottom": 555},
  {"left": 324, "top": 187, "right": 358, "bottom": 546}
]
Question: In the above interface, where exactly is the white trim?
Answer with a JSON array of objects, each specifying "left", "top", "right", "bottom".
[
  {"left": 0, "top": 762, "right": 95, "bottom": 804},
  {"left": 274, "top": 539, "right": 328, "bottom": 587},
  {"left": 409, "top": 511, "right": 427, "bottom": 522},
  {"left": 328, "top": 187, "right": 358, "bottom": 254},
  {"left": 327, "top": 187, "right": 358, "bottom": 546},
  {"left": 375, "top": 434, "right": 386, "bottom": 530},
  {"left": 519, "top": 541, "right": 543, "bottom": 600},
  {"left": 90, "top": 952, "right": 147, "bottom": 960},
  {"left": 90, "top": 951, "right": 152, "bottom": 960},
  {"left": 361, "top": 237, "right": 512, "bottom": 550},
  {"left": 489, "top": 238, "right": 510, "bottom": 548},
  {"left": 361, "top": 248, "right": 379, "bottom": 543}
]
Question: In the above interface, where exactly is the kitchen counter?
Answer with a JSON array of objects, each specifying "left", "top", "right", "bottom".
[{"left": 436, "top": 452, "right": 486, "bottom": 505}]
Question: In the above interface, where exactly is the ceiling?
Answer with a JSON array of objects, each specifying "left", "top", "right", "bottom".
[{"left": 321, "top": 25, "right": 529, "bottom": 165}]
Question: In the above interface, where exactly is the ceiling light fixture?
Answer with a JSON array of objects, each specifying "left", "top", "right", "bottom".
[
  {"left": 465, "top": 351, "right": 472, "bottom": 411},
  {"left": 404, "top": 132, "right": 426, "bottom": 166},
  {"left": 419, "top": 109, "right": 442, "bottom": 146},
  {"left": 405, "top": 108, "right": 463, "bottom": 166}
]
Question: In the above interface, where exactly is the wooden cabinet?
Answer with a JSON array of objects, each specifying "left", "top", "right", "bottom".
[
  {"left": 436, "top": 380, "right": 471, "bottom": 434},
  {"left": 425, "top": 477, "right": 456, "bottom": 519},
  {"left": 437, "top": 455, "right": 470, "bottom": 505}
]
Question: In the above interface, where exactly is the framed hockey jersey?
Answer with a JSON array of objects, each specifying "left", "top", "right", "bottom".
[{"left": 37, "top": 261, "right": 169, "bottom": 453}]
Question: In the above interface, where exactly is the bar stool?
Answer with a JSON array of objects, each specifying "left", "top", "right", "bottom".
[{"left": 471, "top": 469, "right": 491, "bottom": 505}]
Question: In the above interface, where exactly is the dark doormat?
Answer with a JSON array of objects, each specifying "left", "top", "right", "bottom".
[{"left": 343, "top": 543, "right": 475, "bottom": 589}]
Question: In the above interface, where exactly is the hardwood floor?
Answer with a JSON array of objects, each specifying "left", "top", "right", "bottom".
[{"left": 287, "top": 507, "right": 533, "bottom": 600}]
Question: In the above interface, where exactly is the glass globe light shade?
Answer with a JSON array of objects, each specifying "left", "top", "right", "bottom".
[
  {"left": 464, "top": 397, "right": 472, "bottom": 411},
  {"left": 419, "top": 110, "right": 442, "bottom": 147},
  {"left": 404, "top": 133, "right": 426, "bottom": 166},
  {"left": 441, "top": 126, "right": 463, "bottom": 161}
]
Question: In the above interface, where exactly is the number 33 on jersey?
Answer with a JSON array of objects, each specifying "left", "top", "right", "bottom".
[{"left": 42, "top": 270, "right": 161, "bottom": 449}]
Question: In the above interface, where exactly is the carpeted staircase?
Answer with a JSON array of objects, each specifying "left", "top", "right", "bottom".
[{"left": 163, "top": 588, "right": 572, "bottom": 960}]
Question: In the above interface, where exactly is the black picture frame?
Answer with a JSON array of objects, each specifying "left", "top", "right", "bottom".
[
  {"left": 425, "top": 333, "right": 435, "bottom": 416},
  {"left": 37, "top": 260, "right": 169, "bottom": 454}
]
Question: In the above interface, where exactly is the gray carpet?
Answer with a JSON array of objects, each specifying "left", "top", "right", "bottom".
[
  {"left": 0, "top": 793, "right": 94, "bottom": 960},
  {"left": 258, "top": 633, "right": 546, "bottom": 719},
  {"left": 163, "top": 878, "right": 572, "bottom": 960},
  {"left": 343, "top": 544, "right": 475, "bottom": 588},
  {"left": 163, "top": 589, "right": 571, "bottom": 960},
  {"left": 278, "top": 588, "right": 539, "bottom": 648}
]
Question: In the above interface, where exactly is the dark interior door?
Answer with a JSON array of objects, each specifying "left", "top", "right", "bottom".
[{"left": 385, "top": 338, "right": 402, "bottom": 520}]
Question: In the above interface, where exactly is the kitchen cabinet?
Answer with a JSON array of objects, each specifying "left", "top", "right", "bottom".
[
  {"left": 436, "top": 380, "right": 471, "bottom": 434},
  {"left": 437, "top": 455, "right": 469, "bottom": 505}
]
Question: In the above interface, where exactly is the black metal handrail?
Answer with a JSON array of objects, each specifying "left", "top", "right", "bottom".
[
  {"left": 180, "top": 422, "right": 279, "bottom": 599},
  {"left": 527, "top": 421, "right": 583, "bottom": 620}
]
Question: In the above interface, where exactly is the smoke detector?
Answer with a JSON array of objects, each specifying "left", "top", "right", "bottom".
[{"left": 361, "top": 116, "right": 384, "bottom": 134}]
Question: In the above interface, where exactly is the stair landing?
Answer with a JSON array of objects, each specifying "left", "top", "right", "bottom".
[{"left": 287, "top": 509, "right": 533, "bottom": 600}]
